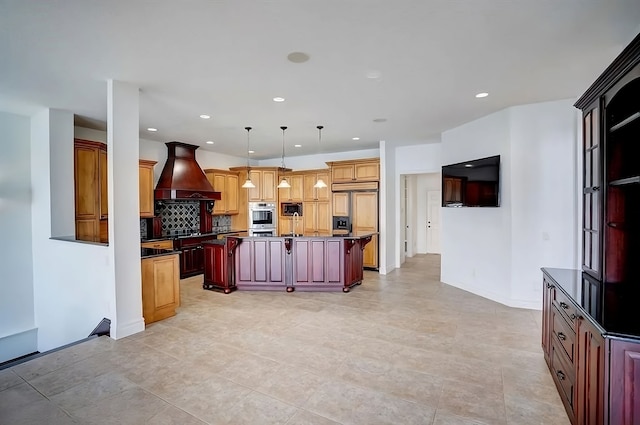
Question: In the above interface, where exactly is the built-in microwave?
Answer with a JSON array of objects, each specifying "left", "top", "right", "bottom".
[{"left": 281, "top": 202, "right": 303, "bottom": 216}]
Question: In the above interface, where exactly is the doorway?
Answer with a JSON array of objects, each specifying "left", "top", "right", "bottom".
[{"left": 427, "top": 190, "right": 441, "bottom": 253}]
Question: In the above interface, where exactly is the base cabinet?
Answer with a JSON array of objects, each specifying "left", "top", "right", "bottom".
[
  {"left": 542, "top": 269, "right": 640, "bottom": 425},
  {"left": 203, "top": 238, "right": 239, "bottom": 293},
  {"left": 141, "top": 254, "right": 180, "bottom": 324}
]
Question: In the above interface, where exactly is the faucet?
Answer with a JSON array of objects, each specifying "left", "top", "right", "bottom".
[{"left": 292, "top": 212, "right": 299, "bottom": 237}]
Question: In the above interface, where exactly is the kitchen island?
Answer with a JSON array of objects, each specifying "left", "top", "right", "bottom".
[{"left": 202, "top": 233, "right": 374, "bottom": 293}]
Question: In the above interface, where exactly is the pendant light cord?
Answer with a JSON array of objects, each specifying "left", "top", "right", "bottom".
[
  {"left": 280, "top": 126, "right": 287, "bottom": 169},
  {"left": 245, "top": 126, "right": 252, "bottom": 169}
]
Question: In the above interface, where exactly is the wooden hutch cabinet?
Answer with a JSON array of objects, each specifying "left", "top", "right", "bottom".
[
  {"left": 542, "top": 33, "right": 640, "bottom": 425},
  {"left": 139, "top": 160, "right": 157, "bottom": 218},
  {"left": 74, "top": 139, "right": 108, "bottom": 243}
]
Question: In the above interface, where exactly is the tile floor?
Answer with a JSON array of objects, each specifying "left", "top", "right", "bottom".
[{"left": 0, "top": 254, "right": 570, "bottom": 425}]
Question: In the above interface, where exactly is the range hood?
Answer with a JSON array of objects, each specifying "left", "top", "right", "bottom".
[{"left": 154, "top": 142, "right": 221, "bottom": 201}]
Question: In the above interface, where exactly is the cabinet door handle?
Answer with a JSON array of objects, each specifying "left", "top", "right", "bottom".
[
  {"left": 559, "top": 302, "right": 569, "bottom": 310},
  {"left": 570, "top": 314, "right": 577, "bottom": 320},
  {"left": 556, "top": 370, "right": 566, "bottom": 381},
  {"left": 592, "top": 186, "right": 600, "bottom": 192},
  {"left": 557, "top": 332, "right": 566, "bottom": 341},
  {"left": 546, "top": 282, "right": 555, "bottom": 289}
]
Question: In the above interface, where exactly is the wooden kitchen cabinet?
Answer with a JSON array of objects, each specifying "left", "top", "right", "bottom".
[
  {"left": 141, "top": 253, "right": 180, "bottom": 324},
  {"left": 352, "top": 191, "right": 378, "bottom": 269},
  {"left": 139, "top": 159, "right": 157, "bottom": 218},
  {"left": 279, "top": 173, "right": 304, "bottom": 202},
  {"left": 332, "top": 192, "right": 349, "bottom": 217},
  {"left": 246, "top": 169, "right": 277, "bottom": 202},
  {"left": 141, "top": 239, "right": 174, "bottom": 250},
  {"left": 303, "top": 201, "right": 331, "bottom": 235},
  {"left": 303, "top": 170, "right": 331, "bottom": 201},
  {"left": 327, "top": 158, "right": 379, "bottom": 184},
  {"left": 74, "top": 139, "right": 108, "bottom": 243},
  {"left": 205, "top": 169, "right": 239, "bottom": 215}
]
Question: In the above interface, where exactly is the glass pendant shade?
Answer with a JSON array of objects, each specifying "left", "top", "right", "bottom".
[
  {"left": 313, "top": 179, "right": 327, "bottom": 189},
  {"left": 242, "top": 126, "right": 255, "bottom": 189},
  {"left": 277, "top": 178, "right": 291, "bottom": 188}
]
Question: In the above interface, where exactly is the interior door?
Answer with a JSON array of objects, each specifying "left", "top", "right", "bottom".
[{"left": 427, "top": 191, "right": 441, "bottom": 254}]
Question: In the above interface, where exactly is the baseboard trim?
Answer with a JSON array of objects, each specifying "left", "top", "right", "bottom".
[
  {"left": 0, "top": 327, "right": 38, "bottom": 364},
  {"left": 112, "top": 318, "right": 145, "bottom": 339}
]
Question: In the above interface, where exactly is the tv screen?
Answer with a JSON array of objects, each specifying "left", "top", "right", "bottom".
[{"left": 442, "top": 155, "right": 500, "bottom": 207}]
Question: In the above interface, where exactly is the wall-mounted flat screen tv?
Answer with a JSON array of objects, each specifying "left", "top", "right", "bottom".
[{"left": 441, "top": 155, "right": 500, "bottom": 207}]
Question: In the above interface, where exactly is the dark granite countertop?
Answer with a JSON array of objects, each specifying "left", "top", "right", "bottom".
[
  {"left": 141, "top": 248, "right": 180, "bottom": 259},
  {"left": 141, "top": 229, "right": 247, "bottom": 243},
  {"left": 542, "top": 267, "right": 640, "bottom": 340}
]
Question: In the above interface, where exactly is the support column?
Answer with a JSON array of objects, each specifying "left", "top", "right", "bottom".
[{"left": 107, "top": 80, "right": 144, "bottom": 338}]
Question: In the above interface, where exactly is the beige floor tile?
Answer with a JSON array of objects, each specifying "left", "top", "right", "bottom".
[
  {"left": 29, "top": 353, "right": 115, "bottom": 397},
  {"left": 285, "top": 409, "right": 343, "bottom": 425},
  {"left": 0, "top": 254, "right": 570, "bottom": 425},
  {"left": 0, "top": 368, "right": 24, "bottom": 391},
  {"left": 437, "top": 380, "right": 507, "bottom": 424},
  {"left": 50, "top": 371, "right": 137, "bottom": 413},
  {"left": 255, "top": 363, "right": 329, "bottom": 407},
  {"left": 71, "top": 387, "right": 170, "bottom": 425},
  {"left": 220, "top": 391, "right": 298, "bottom": 425},
  {"left": 504, "top": 394, "right": 572, "bottom": 425},
  {"left": 303, "top": 380, "right": 436, "bottom": 425}
]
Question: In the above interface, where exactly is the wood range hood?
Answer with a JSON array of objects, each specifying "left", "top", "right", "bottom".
[{"left": 154, "top": 142, "right": 221, "bottom": 201}]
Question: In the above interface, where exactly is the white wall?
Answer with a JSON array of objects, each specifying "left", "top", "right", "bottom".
[
  {"left": 440, "top": 100, "right": 578, "bottom": 309},
  {"left": 508, "top": 99, "right": 578, "bottom": 305},
  {"left": 381, "top": 141, "right": 396, "bottom": 274},
  {"left": 0, "top": 111, "right": 37, "bottom": 362},
  {"left": 32, "top": 110, "right": 112, "bottom": 352}
]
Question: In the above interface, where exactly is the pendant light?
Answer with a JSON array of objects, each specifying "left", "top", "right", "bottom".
[
  {"left": 313, "top": 125, "right": 328, "bottom": 188},
  {"left": 277, "top": 126, "right": 291, "bottom": 189},
  {"left": 241, "top": 126, "right": 256, "bottom": 189}
]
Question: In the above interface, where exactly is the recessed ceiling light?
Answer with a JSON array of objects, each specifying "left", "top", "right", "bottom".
[
  {"left": 273, "top": 97, "right": 285, "bottom": 102},
  {"left": 352, "top": 137, "right": 360, "bottom": 141},
  {"left": 294, "top": 144, "right": 302, "bottom": 147},
  {"left": 464, "top": 164, "right": 474, "bottom": 167},
  {"left": 206, "top": 140, "right": 214, "bottom": 144},
  {"left": 373, "top": 118, "right": 387, "bottom": 123},
  {"left": 147, "top": 127, "right": 157, "bottom": 132},
  {"left": 200, "top": 114, "right": 211, "bottom": 119},
  {"left": 365, "top": 70, "right": 382, "bottom": 79},
  {"left": 248, "top": 150, "right": 255, "bottom": 154},
  {"left": 287, "top": 52, "right": 310, "bottom": 63},
  {"left": 475, "top": 92, "right": 489, "bottom": 98}
]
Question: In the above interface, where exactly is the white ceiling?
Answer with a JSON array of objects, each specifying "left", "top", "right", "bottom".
[{"left": 1, "top": 1, "right": 639, "bottom": 160}]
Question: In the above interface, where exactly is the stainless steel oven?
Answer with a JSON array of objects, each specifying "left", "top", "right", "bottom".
[{"left": 249, "top": 202, "right": 276, "bottom": 230}]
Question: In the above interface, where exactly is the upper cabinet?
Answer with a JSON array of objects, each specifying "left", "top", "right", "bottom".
[
  {"left": 139, "top": 160, "right": 157, "bottom": 218},
  {"left": 229, "top": 166, "right": 280, "bottom": 203},
  {"left": 279, "top": 173, "right": 304, "bottom": 202},
  {"left": 74, "top": 139, "right": 108, "bottom": 243},
  {"left": 327, "top": 158, "right": 380, "bottom": 184},
  {"left": 205, "top": 169, "right": 239, "bottom": 215},
  {"left": 303, "top": 170, "right": 331, "bottom": 201}
]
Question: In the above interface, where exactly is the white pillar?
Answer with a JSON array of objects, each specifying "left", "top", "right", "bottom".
[{"left": 107, "top": 80, "right": 144, "bottom": 338}]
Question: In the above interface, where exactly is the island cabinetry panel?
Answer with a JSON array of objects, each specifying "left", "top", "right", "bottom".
[
  {"left": 141, "top": 253, "right": 180, "bottom": 324},
  {"left": 203, "top": 238, "right": 239, "bottom": 293},
  {"left": 293, "top": 239, "right": 343, "bottom": 287},
  {"left": 235, "top": 237, "right": 287, "bottom": 289},
  {"left": 139, "top": 160, "right": 157, "bottom": 218}
]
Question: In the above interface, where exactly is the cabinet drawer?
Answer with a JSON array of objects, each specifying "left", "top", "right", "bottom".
[
  {"left": 552, "top": 287, "right": 579, "bottom": 325},
  {"left": 141, "top": 240, "right": 174, "bottom": 250},
  {"left": 551, "top": 339, "right": 575, "bottom": 410},
  {"left": 552, "top": 306, "right": 576, "bottom": 364}
]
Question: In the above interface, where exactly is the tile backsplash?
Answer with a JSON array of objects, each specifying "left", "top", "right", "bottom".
[{"left": 139, "top": 201, "right": 233, "bottom": 238}]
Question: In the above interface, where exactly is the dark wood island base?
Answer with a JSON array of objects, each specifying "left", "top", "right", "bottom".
[{"left": 203, "top": 234, "right": 374, "bottom": 293}]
